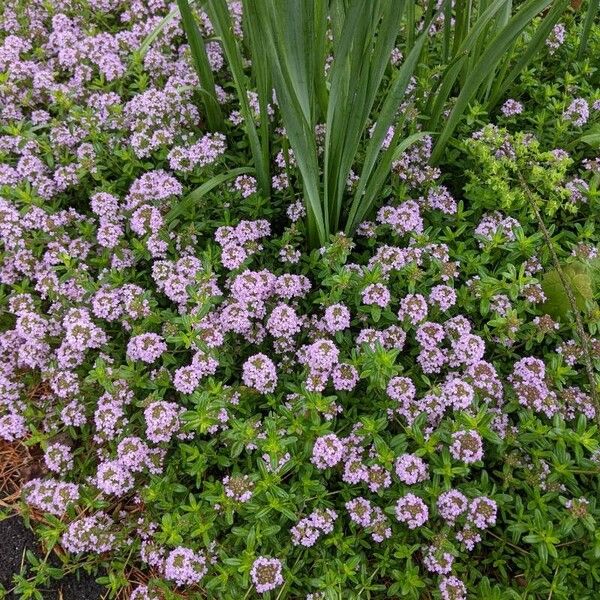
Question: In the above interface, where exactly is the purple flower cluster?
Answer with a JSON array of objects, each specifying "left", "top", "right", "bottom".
[
  {"left": 450, "top": 430, "right": 484, "bottom": 464},
  {"left": 125, "top": 170, "right": 183, "bottom": 211},
  {"left": 168, "top": 133, "right": 226, "bottom": 172},
  {"left": 423, "top": 185, "right": 457, "bottom": 215},
  {"left": 130, "top": 585, "right": 159, "bottom": 600},
  {"left": 242, "top": 353, "right": 278, "bottom": 393},
  {"left": 509, "top": 356, "right": 560, "bottom": 418},
  {"left": 61, "top": 512, "right": 116, "bottom": 554},
  {"left": 144, "top": 401, "right": 185, "bottom": 444},
  {"left": 331, "top": 362, "right": 360, "bottom": 391},
  {"left": 311, "top": 433, "right": 345, "bottom": 469},
  {"left": 127, "top": 333, "right": 167, "bottom": 363},
  {"left": 439, "top": 576, "right": 467, "bottom": 600},
  {"left": 173, "top": 351, "right": 219, "bottom": 394},
  {"left": 362, "top": 283, "right": 391, "bottom": 307},
  {"left": 394, "top": 453, "right": 429, "bottom": 485},
  {"left": 565, "top": 177, "right": 589, "bottom": 203},
  {"left": 391, "top": 136, "right": 440, "bottom": 188},
  {"left": 437, "top": 489, "right": 468, "bottom": 524},
  {"left": 266, "top": 303, "right": 303, "bottom": 338},
  {"left": 475, "top": 212, "right": 520, "bottom": 245},
  {"left": 223, "top": 474, "right": 254, "bottom": 503},
  {"left": 423, "top": 545, "right": 454, "bottom": 575},
  {"left": 163, "top": 547, "right": 208, "bottom": 586},
  {"left": 563, "top": 98, "right": 589, "bottom": 127},
  {"left": 345, "top": 497, "right": 391, "bottom": 542},
  {"left": 23, "top": 478, "right": 80, "bottom": 516},
  {"left": 298, "top": 338, "right": 342, "bottom": 391},
  {"left": 501, "top": 99, "right": 524, "bottom": 117},
  {"left": 395, "top": 493, "right": 429, "bottom": 529},
  {"left": 95, "top": 459, "right": 135, "bottom": 496},
  {"left": 377, "top": 201, "right": 424, "bottom": 236},
  {"left": 346, "top": 497, "right": 375, "bottom": 527},
  {"left": 215, "top": 219, "right": 270, "bottom": 269},
  {"left": 152, "top": 256, "right": 208, "bottom": 305},
  {"left": 468, "top": 496, "right": 497, "bottom": 529},
  {"left": 398, "top": 293, "right": 428, "bottom": 325},
  {"left": 546, "top": 23, "right": 566, "bottom": 53},
  {"left": 250, "top": 556, "right": 284, "bottom": 594},
  {"left": 291, "top": 508, "right": 337, "bottom": 547},
  {"left": 44, "top": 442, "right": 74, "bottom": 474},
  {"left": 234, "top": 174, "right": 258, "bottom": 198}
]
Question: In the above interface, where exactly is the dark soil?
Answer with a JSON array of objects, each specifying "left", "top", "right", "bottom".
[{"left": 0, "top": 516, "right": 107, "bottom": 599}]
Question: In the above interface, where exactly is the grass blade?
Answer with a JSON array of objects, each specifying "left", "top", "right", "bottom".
[
  {"left": 325, "top": 0, "right": 405, "bottom": 233},
  {"left": 346, "top": 132, "right": 432, "bottom": 233},
  {"left": 426, "top": 0, "right": 510, "bottom": 130},
  {"left": 138, "top": 4, "right": 180, "bottom": 58},
  {"left": 489, "top": 0, "right": 570, "bottom": 107},
  {"left": 206, "top": 0, "right": 269, "bottom": 196},
  {"left": 176, "top": 0, "right": 224, "bottom": 131},
  {"left": 431, "top": 0, "right": 556, "bottom": 163},
  {"left": 166, "top": 167, "right": 254, "bottom": 226},
  {"left": 579, "top": 0, "right": 599, "bottom": 58},
  {"left": 425, "top": 53, "right": 468, "bottom": 131},
  {"left": 243, "top": 5, "right": 272, "bottom": 193},
  {"left": 246, "top": 0, "right": 327, "bottom": 246},
  {"left": 347, "top": 13, "right": 433, "bottom": 233}
]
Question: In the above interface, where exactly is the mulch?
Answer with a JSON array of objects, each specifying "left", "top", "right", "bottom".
[
  {"left": 0, "top": 516, "right": 107, "bottom": 599},
  {"left": 0, "top": 439, "right": 105, "bottom": 599}
]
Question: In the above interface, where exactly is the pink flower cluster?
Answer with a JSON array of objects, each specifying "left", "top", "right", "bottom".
[
  {"left": 127, "top": 332, "right": 167, "bottom": 363},
  {"left": 144, "top": 400, "right": 185, "bottom": 444},
  {"left": 395, "top": 493, "right": 429, "bottom": 529},
  {"left": 215, "top": 220, "right": 271, "bottom": 269},
  {"left": 450, "top": 430, "right": 484, "bottom": 464},
  {"left": 250, "top": 556, "right": 283, "bottom": 594},
  {"left": 163, "top": 547, "right": 208, "bottom": 586},
  {"left": 61, "top": 512, "right": 117, "bottom": 554},
  {"left": 242, "top": 353, "right": 278, "bottom": 393},
  {"left": 394, "top": 453, "right": 429, "bottom": 485},
  {"left": 174, "top": 350, "right": 219, "bottom": 394},
  {"left": 345, "top": 497, "right": 392, "bottom": 542},
  {"left": 168, "top": 133, "right": 226, "bottom": 172},
  {"left": 223, "top": 474, "right": 254, "bottom": 503},
  {"left": 311, "top": 433, "right": 345, "bottom": 469},
  {"left": 291, "top": 508, "right": 337, "bottom": 547}
]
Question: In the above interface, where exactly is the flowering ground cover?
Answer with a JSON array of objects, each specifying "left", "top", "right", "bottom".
[{"left": 1, "top": 1, "right": 600, "bottom": 599}]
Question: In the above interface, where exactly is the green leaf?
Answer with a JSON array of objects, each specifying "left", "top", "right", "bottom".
[
  {"left": 166, "top": 167, "right": 254, "bottom": 226},
  {"left": 488, "top": 0, "right": 570, "bottom": 107},
  {"left": 578, "top": 0, "right": 599, "bottom": 58},
  {"left": 432, "top": 0, "right": 558, "bottom": 162},
  {"left": 206, "top": 0, "right": 270, "bottom": 195},
  {"left": 138, "top": 4, "right": 180, "bottom": 58},
  {"left": 324, "top": 0, "right": 406, "bottom": 232},
  {"left": 245, "top": 0, "right": 327, "bottom": 245},
  {"left": 177, "top": 0, "right": 224, "bottom": 131},
  {"left": 541, "top": 262, "right": 595, "bottom": 319},
  {"left": 577, "top": 124, "right": 600, "bottom": 149}
]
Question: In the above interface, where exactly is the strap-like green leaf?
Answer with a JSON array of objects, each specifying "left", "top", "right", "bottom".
[
  {"left": 579, "top": 0, "right": 599, "bottom": 59},
  {"left": 177, "top": 0, "right": 224, "bottom": 132},
  {"left": 431, "top": 0, "right": 555, "bottom": 163},
  {"left": 346, "top": 132, "right": 432, "bottom": 233},
  {"left": 166, "top": 167, "right": 254, "bottom": 227},
  {"left": 246, "top": 0, "right": 327, "bottom": 246},
  {"left": 206, "top": 0, "right": 270, "bottom": 196},
  {"left": 489, "top": 0, "right": 569, "bottom": 107},
  {"left": 426, "top": 0, "right": 510, "bottom": 130},
  {"left": 138, "top": 4, "right": 180, "bottom": 58},
  {"left": 325, "top": 0, "right": 405, "bottom": 232}
]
